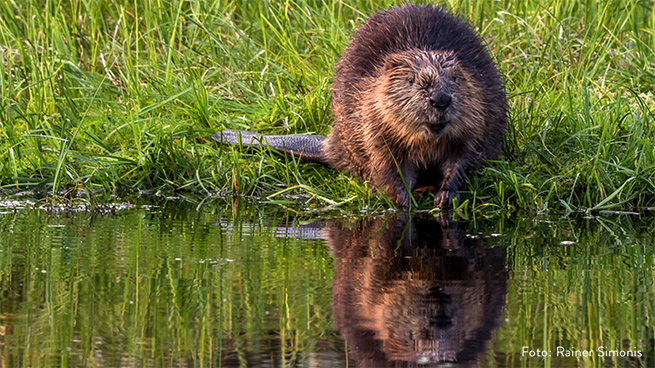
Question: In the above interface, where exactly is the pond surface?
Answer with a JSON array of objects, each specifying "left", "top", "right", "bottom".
[{"left": 0, "top": 200, "right": 653, "bottom": 367}]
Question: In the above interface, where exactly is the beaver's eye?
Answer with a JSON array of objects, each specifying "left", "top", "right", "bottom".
[
  {"left": 408, "top": 76, "right": 415, "bottom": 85},
  {"left": 452, "top": 75, "right": 458, "bottom": 83}
]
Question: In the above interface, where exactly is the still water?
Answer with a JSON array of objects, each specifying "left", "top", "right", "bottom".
[{"left": 0, "top": 200, "right": 653, "bottom": 367}]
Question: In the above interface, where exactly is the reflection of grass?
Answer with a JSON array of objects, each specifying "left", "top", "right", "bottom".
[
  {"left": 1, "top": 0, "right": 654, "bottom": 212},
  {"left": 0, "top": 201, "right": 338, "bottom": 366},
  {"left": 491, "top": 215, "right": 655, "bottom": 367},
  {"left": 0, "top": 204, "right": 653, "bottom": 366}
]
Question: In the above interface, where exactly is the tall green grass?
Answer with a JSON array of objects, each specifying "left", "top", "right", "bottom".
[{"left": 0, "top": 0, "right": 654, "bottom": 212}]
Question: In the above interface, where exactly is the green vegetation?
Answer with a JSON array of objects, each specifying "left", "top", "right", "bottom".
[{"left": 1, "top": 0, "right": 654, "bottom": 212}]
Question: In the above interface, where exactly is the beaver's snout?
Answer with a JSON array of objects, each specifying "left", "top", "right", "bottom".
[{"left": 430, "top": 92, "right": 452, "bottom": 109}]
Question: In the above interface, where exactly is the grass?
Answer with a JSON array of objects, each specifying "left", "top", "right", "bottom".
[{"left": 0, "top": 0, "right": 654, "bottom": 213}]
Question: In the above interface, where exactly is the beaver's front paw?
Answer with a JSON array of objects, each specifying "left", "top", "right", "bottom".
[{"left": 433, "top": 190, "right": 459, "bottom": 208}]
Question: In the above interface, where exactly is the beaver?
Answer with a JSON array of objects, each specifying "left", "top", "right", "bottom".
[{"left": 213, "top": 4, "right": 507, "bottom": 208}]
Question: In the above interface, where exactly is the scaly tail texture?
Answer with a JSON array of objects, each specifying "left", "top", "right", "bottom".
[{"left": 212, "top": 129, "right": 328, "bottom": 164}]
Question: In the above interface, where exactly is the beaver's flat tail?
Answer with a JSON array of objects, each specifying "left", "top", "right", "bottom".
[{"left": 212, "top": 129, "right": 328, "bottom": 164}]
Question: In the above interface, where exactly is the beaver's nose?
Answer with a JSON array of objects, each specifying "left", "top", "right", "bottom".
[{"left": 430, "top": 92, "right": 452, "bottom": 109}]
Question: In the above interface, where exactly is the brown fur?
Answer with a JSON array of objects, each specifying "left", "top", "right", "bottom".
[{"left": 323, "top": 5, "right": 507, "bottom": 208}]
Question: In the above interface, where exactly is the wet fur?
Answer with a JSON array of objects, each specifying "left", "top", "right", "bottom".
[{"left": 324, "top": 5, "right": 507, "bottom": 208}]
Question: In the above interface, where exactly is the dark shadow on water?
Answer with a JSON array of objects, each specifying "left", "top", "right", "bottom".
[{"left": 325, "top": 214, "right": 507, "bottom": 367}]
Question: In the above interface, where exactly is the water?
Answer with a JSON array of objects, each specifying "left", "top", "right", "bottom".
[{"left": 0, "top": 200, "right": 653, "bottom": 367}]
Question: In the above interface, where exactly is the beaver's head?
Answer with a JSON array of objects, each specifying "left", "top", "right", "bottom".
[{"left": 379, "top": 50, "right": 485, "bottom": 140}]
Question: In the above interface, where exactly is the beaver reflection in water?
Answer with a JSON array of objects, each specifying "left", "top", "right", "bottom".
[
  {"left": 325, "top": 215, "right": 507, "bottom": 366},
  {"left": 213, "top": 5, "right": 507, "bottom": 208}
]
